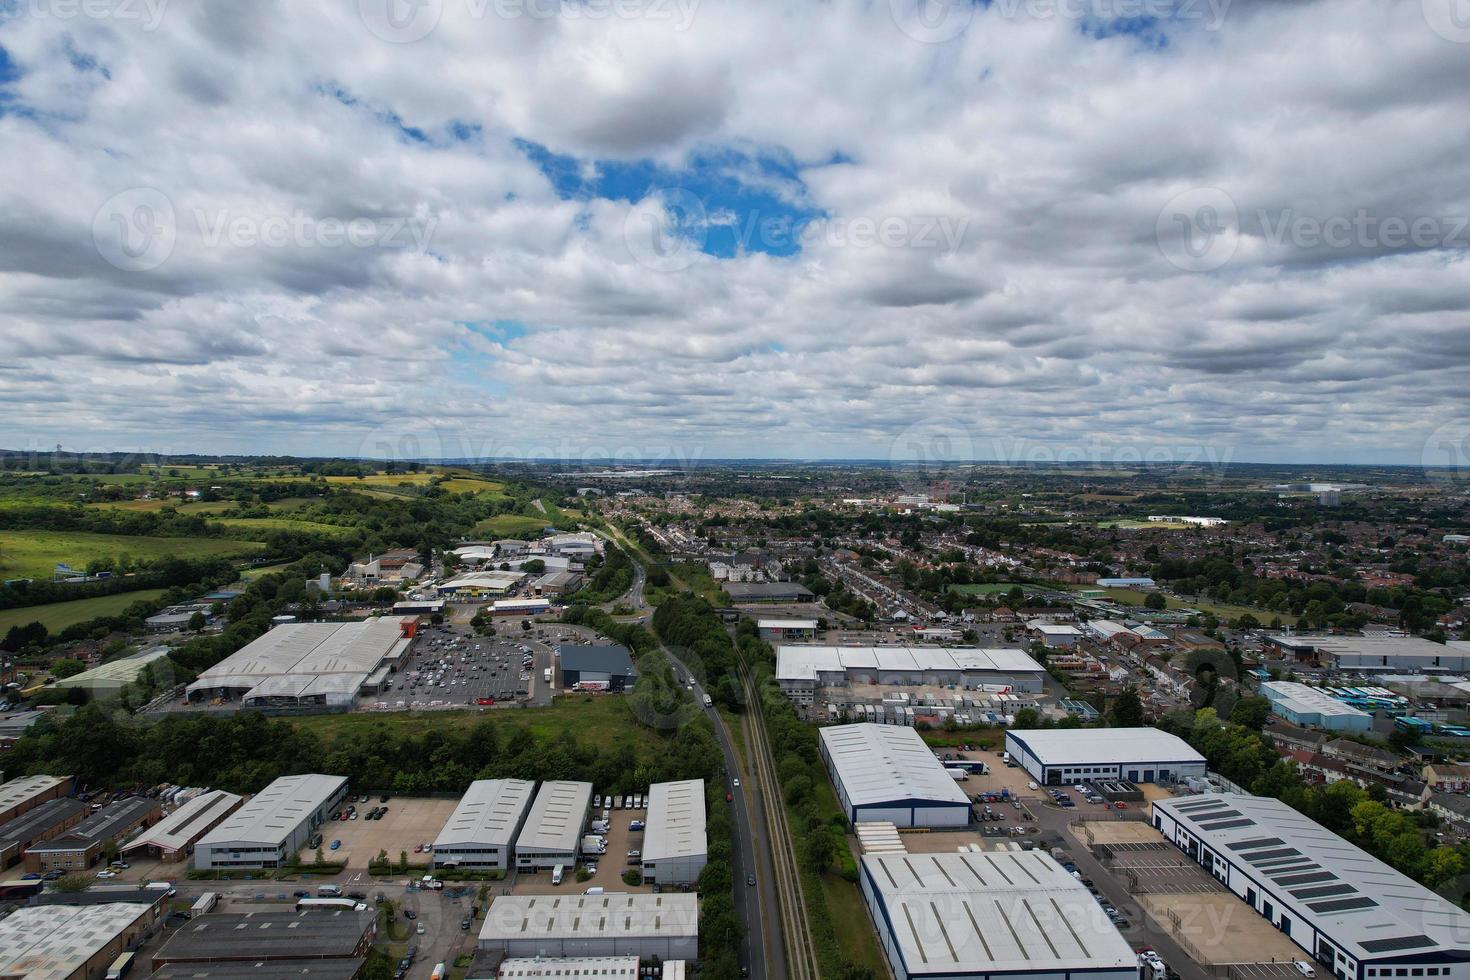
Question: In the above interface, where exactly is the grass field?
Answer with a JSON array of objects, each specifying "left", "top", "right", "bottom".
[
  {"left": 289, "top": 696, "right": 666, "bottom": 755},
  {"left": 1069, "top": 585, "right": 1297, "bottom": 626},
  {"left": 0, "top": 531, "right": 264, "bottom": 580},
  {"left": 1097, "top": 519, "right": 1194, "bottom": 530},
  {"left": 211, "top": 518, "right": 357, "bottom": 537},
  {"left": 472, "top": 514, "right": 552, "bottom": 538},
  {"left": 90, "top": 499, "right": 237, "bottom": 514},
  {"left": 0, "top": 589, "right": 169, "bottom": 633},
  {"left": 947, "top": 583, "right": 1025, "bottom": 596}
]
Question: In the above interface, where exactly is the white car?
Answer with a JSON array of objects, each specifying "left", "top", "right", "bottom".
[
  {"left": 732, "top": 779, "right": 741, "bottom": 789},
  {"left": 1293, "top": 964, "right": 1315, "bottom": 978},
  {"left": 96, "top": 869, "right": 118, "bottom": 878}
]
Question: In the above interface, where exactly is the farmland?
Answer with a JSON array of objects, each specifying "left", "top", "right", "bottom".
[
  {"left": 210, "top": 518, "right": 357, "bottom": 537},
  {"left": 0, "top": 531, "right": 264, "bottom": 580},
  {"left": 472, "top": 514, "right": 552, "bottom": 538},
  {"left": 0, "top": 589, "right": 169, "bottom": 633}
]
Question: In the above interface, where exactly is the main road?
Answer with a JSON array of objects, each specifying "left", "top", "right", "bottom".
[{"left": 595, "top": 528, "right": 785, "bottom": 980}]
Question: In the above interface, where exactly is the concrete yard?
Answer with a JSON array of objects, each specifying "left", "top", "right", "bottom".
[
  {"left": 319, "top": 797, "right": 460, "bottom": 867},
  {"left": 511, "top": 799, "right": 656, "bottom": 896},
  {"left": 1138, "top": 892, "right": 1307, "bottom": 965},
  {"left": 1071, "top": 819, "right": 1166, "bottom": 845}
]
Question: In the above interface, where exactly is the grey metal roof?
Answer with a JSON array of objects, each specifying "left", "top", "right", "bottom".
[
  {"left": 479, "top": 894, "right": 698, "bottom": 943},
  {"left": 1006, "top": 727, "right": 1205, "bottom": 767},
  {"left": 642, "top": 779, "right": 706, "bottom": 864},
  {"left": 820, "top": 724, "right": 970, "bottom": 809},
  {"left": 1155, "top": 793, "right": 1470, "bottom": 961},
  {"left": 557, "top": 644, "right": 636, "bottom": 676},
  {"left": 154, "top": 909, "right": 375, "bottom": 962},
  {"left": 515, "top": 781, "right": 592, "bottom": 853},
  {"left": 197, "top": 774, "right": 346, "bottom": 849},
  {"left": 434, "top": 779, "right": 536, "bottom": 849}
]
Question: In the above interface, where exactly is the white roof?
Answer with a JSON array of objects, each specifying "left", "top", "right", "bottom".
[
  {"left": 1319, "top": 635, "right": 1470, "bottom": 666},
  {"left": 123, "top": 789, "right": 243, "bottom": 854},
  {"left": 1261, "top": 682, "right": 1372, "bottom": 720},
  {"left": 1086, "top": 620, "right": 1133, "bottom": 639},
  {"left": 197, "top": 774, "right": 346, "bottom": 849},
  {"left": 759, "top": 619, "right": 818, "bottom": 630},
  {"left": 1155, "top": 793, "right": 1470, "bottom": 962},
  {"left": 776, "top": 645, "right": 1045, "bottom": 681},
  {"left": 480, "top": 893, "right": 698, "bottom": 943},
  {"left": 1031, "top": 623, "right": 1082, "bottom": 635},
  {"left": 187, "top": 618, "right": 409, "bottom": 702},
  {"left": 0, "top": 774, "right": 69, "bottom": 812},
  {"left": 53, "top": 646, "right": 170, "bottom": 688},
  {"left": 0, "top": 903, "right": 156, "bottom": 980},
  {"left": 820, "top": 724, "right": 970, "bottom": 809},
  {"left": 434, "top": 779, "right": 536, "bottom": 849},
  {"left": 499, "top": 958, "right": 641, "bottom": 980},
  {"left": 1007, "top": 727, "right": 1205, "bottom": 767},
  {"left": 515, "top": 781, "right": 593, "bottom": 853},
  {"left": 442, "top": 571, "right": 526, "bottom": 590},
  {"left": 862, "top": 851, "right": 1136, "bottom": 976},
  {"left": 643, "top": 780, "right": 706, "bottom": 864}
]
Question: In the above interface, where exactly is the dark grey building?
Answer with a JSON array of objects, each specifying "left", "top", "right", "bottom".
[{"left": 557, "top": 644, "right": 638, "bottom": 692}]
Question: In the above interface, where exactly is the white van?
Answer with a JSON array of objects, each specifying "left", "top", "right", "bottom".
[
  {"left": 584, "top": 886, "right": 604, "bottom": 895},
  {"left": 551, "top": 864, "right": 565, "bottom": 886}
]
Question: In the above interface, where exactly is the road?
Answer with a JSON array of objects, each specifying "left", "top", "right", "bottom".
[{"left": 601, "top": 529, "right": 782, "bottom": 980}]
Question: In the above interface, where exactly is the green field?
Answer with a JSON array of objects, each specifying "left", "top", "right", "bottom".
[
  {"left": 288, "top": 696, "right": 665, "bottom": 754},
  {"left": 1096, "top": 519, "right": 1193, "bottom": 530},
  {"left": 1071, "top": 585, "right": 1298, "bottom": 626},
  {"left": 947, "top": 583, "right": 1026, "bottom": 596},
  {"left": 211, "top": 518, "right": 356, "bottom": 537},
  {"left": 0, "top": 589, "right": 169, "bottom": 633},
  {"left": 472, "top": 514, "right": 552, "bottom": 538},
  {"left": 91, "top": 499, "right": 236, "bottom": 514},
  {"left": 0, "top": 531, "right": 264, "bottom": 580}
]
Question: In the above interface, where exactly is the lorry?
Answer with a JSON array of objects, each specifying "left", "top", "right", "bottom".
[
  {"left": 702, "top": 694, "right": 713, "bottom": 708},
  {"left": 544, "top": 667, "right": 553, "bottom": 683},
  {"left": 946, "top": 768, "right": 969, "bottom": 781}
]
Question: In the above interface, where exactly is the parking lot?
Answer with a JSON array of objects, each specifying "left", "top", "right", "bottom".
[
  {"left": 1137, "top": 892, "right": 1308, "bottom": 966},
  {"left": 360, "top": 627, "right": 538, "bottom": 710},
  {"left": 319, "top": 796, "right": 460, "bottom": 868},
  {"left": 512, "top": 796, "right": 656, "bottom": 895}
]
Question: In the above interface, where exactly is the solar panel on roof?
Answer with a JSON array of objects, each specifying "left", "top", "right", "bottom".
[
  {"left": 1226, "top": 837, "right": 1285, "bottom": 850},
  {"left": 1197, "top": 817, "right": 1253, "bottom": 830},
  {"left": 1274, "top": 871, "right": 1334, "bottom": 885},
  {"left": 1243, "top": 848, "right": 1299, "bottom": 862},
  {"left": 1174, "top": 799, "right": 1226, "bottom": 811},
  {"left": 1290, "top": 884, "right": 1356, "bottom": 899},
  {"left": 1360, "top": 936, "right": 1436, "bottom": 954},
  {"left": 1307, "top": 897, "right": 1377, "bottom": 914},
  {"left": 1194, "top": 810, "right": 1243, "bottom": 823}
]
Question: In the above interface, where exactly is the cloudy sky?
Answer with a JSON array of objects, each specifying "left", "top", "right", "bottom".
[{"left": 2, "top": 0, "right": 1469, "bottom": 467}]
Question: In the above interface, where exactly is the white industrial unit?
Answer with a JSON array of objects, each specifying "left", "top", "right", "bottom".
[
  {"left": 820, "top": 724, "right": 971, "bottom": 828},
  {"left": 861, "top": 850, "right": 1138, "bottom": 980},
  {"left": 192, "top": 774, "right": 347, "bottom": 869},
  {"left": 479, "top": 894, "right": 698, "bottom": 959},
  {"left": 514, "top": 780, "right": 593, "bottom": 871},
  {"left": 1260, "top": 682, "right": 1373, "bottom": 732},
  {"left": 1153, "top": 793, "right": 1470, "bottom": 980},
  {"left": 433, "top": 779, "right": 536, "bottom": 871},
  {"left": 778, "top": 645, "right": 1047, "bottom": 705},
  {"left": 641, "top": 779, "right": 707, "bottom": 886},
  {"left": 1005, "top": 727, "right": 1207, "bottom": 786}
]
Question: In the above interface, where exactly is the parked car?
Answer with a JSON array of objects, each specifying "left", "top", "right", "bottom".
[
  {"left": 1293, "top": 964, "right": 1316, "bottom": 978},
  {"left": 330, "top": 839, "right": 341, "bottom": 850}
]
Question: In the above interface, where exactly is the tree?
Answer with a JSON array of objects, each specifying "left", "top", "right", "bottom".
[
  {"left": 1110, "top": 686, "right": 1146, "bottom": 727},
  {"left": 1144, "top": 592, "right": 1167, "bottom": 610},
  {"left": 1229, "top": 696, "right": 1270, "bottom": 731},
  {"left": 188, "top": 611, "right": 207, "bottom": 632},
  {"left": 51, "top": 659, "right": 86, "bottom": 679}
]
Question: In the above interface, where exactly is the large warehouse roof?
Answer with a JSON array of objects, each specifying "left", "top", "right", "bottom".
[
  {"left": 155, "top": 908, "right": 374, "bottom": 962},
  {"left": 777, "top": 645, "right": 1045, "bottom": 681},
  {"left": 820, "top": 724, "right": 969, "bottom": 808},
  {"left": 53, "top": 646, "right": 170, "bottom": 690},
  {"left": 197, "top": 774, "right": 345, "bottom": 848},
  {"left": 1007, "top": 727, "right": 1205, "bottom": 766},
  {"left": 862, "top": 851, "right": 1135, "bottom": 976},
  {"left": 1271, "top": 635, "right": 1470, "bottom": 668},
  {"left": 516, "top": 781, "right": 592, "bottom": 852},
  {"left": 1155, "top": 793, "right": 1470, "bottom": 962},
  {"left": 1260, "top": 682, "right": 1372, "bottom": 722},
  {"left": 149, "top": 961, "right": 365, "bottom": 979},
  {"left": 186, "top": 618, "right": 411, "bottom": 704},
  {"left": 434, "top": 779, "right": 536, "bottom": 849},
  {"left": 123, "top": 790, "right": 242, "bottom": 855},
  {"left": 0, "top": 774, "right": 69, "bottom": 814},
  {"left": 0, "top": 902, "right": 155, "bottom": 980},
  {"left": 480, "top": 894, "right": 698, "bottom": 945},
  {"left": 643, "top": 780, "right": 706, "bottom": 864}
]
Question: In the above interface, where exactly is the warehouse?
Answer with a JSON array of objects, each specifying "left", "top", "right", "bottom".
[
  {"left": 493, "top": 597, "right": 552, "bottom": 617},
  {"left": 122, "top": 789, "right": 244, "bottom": 863},
  {"left": 1260, "top": 682, "right": 1373, "bottom": 732},
  {"left": 558, "top": 644, "right": 639, "bottom": 692},
  {"left": 724, "top": 582, "right": 814, "bottom": 603},
  {"left": 758, "top": 618, "right": 818, "bottom": 642},
  {"left": 437, "top": 570, "right": 527, "bottom": 597},
  {"left": 24, "top": 796, "right": 162, "bottom": 873},
  {"left": 0, "top": 796, "right": 87, "bottom": 868},
  {"left": 1005, "top": 727, "right": 1207, "bottom": 786},
  {"left": 641, "top": 779, "right": 707, "bottom": 886},
  {"left": 148, "top": 961, "right": 365, "bottom": 979},
  {"left": 514, "top": 780, "right": 592, "bottom": 871},
  {"left": 193, "top": 774, "right": 348, "bottom": 869},
  {"left": 432, "top": 778, "right": 536, "bottom": 871},
  {"left": 1265, "top": 635, "right": 1470, "bottom": 674},
  {"left": 186, "top": 617, "right": 414, "bottom": 707},
  {"left": 777, "top": 645, "right": 1047, "bottom": 705},
  {"left": 1029, "top": 622, "right": 1083, "bottom": 647},
  {"left": 860, "top": 850, "right": 1137, "bottom": 980},
  {"left": 52, "top": 647, "right": 171, "bottom": 695},
  {"left": 819, "top": 724, "right": 971, "bottom": 828},
  {"left": 0, "top": 773, "right": 72, "bottom": 826},
  {"left": 497, "top": 956, "right": 641, "bottom": 980},
  {"left": 151, "top": 908, "right": 377, "bottom": 968},
  {"left": 0, "top": 901, "right": 164, "bottom": 980},
  {"left": 478, "top": 893, "right": 699, "bottom": 959},
  {"left": 1153, "top": 793, "right": 1470, "bottom": 980}
]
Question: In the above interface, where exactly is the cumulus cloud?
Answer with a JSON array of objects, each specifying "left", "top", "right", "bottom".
[{"left": 0, "top": 0, "right": 1467, "bottom": 463}]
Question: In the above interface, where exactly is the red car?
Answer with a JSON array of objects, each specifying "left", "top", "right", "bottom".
[
  {"left": 476, "top": 697, "right": 495, "bottom": 706},
  {"left": 725, "top": 792, "right": 733, "bottom": 803},
  {"left": 1115, "top": 801, "right": 1129, "bottom": 810},
  {"left": 414, "top": 844, "right": 424, "bottom": 853}
]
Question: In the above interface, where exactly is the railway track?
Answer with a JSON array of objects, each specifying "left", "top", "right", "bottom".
[{"left": 737, "top": 657, "right": 820, "bottom": 980}]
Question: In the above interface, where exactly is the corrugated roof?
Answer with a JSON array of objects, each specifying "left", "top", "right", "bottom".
[
  {"left": 642, "top": 780, "right": 706, "bottom": 864},
  {"left": 820, "top": 724, "right": 970, "bottom": 809},
  {"left": 515, "top": 781, "right": 592, "bottom": 853},
  {"left": 434, "top": 779, "right": 536, "bottom": 849}
]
